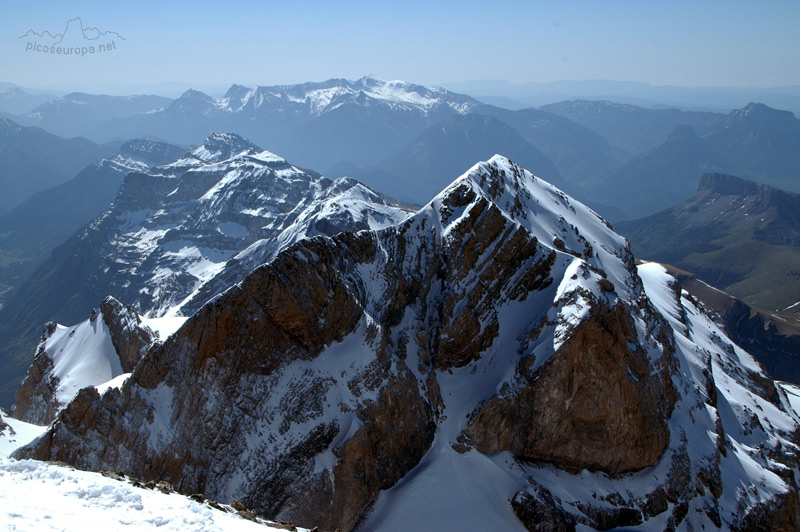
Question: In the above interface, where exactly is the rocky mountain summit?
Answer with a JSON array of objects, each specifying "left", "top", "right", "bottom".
[
  {"left": 0, "top": 132, "right": 412, "bottom": 409},
  {"left": 15, "top": 156, "right": 800, "bottom": 531}
]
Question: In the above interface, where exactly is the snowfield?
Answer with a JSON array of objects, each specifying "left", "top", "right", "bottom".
[
  {"left": 2, "top": 403, "right": 303, "bottom": 532},
  {"left": 0, "top": 456, "right": 308, "bottom": 531},
  {"left": 0, "top": 412, "right": 46, "bottom": 458}
]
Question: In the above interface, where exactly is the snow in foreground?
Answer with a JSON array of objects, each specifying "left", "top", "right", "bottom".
[
  {"left": 0, "top": 413, "right": 46, "bottom": 458},
  {"left": 0, "top": 410, "right": 299, "bottom": 532},
  {"left": 0, "top": 457, "right": 304, "bottom": 532}
]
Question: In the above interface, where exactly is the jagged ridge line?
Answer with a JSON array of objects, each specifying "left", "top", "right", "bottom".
[{"left": 19, "top": 17, "right": 125, "bottom": 43}]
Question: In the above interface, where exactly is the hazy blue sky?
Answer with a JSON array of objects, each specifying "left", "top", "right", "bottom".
[{"left": 2, "top": 0, "right": 798, "bottom": 93}]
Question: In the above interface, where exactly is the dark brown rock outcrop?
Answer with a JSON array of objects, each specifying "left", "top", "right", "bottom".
[
  {"left": 13, "top": 322, "right": 61, "bottom": 425},
  {"left": 100, "top": 296, "right": 158, "bottom": 373},
  {"left": 464, "top": 297, "right": 676, "bottom": 474}
]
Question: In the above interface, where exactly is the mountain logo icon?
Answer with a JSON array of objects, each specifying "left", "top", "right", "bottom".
[
  {"left": 19, "top": 17, "right": 125, "bottom": 44},
  {"left": 20, "top": 17, "right": 124, "bottom": 57}
]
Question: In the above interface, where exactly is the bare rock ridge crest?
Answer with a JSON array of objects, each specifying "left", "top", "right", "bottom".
[{"left": 13, "top": 155, "right": 800, "bottom": 531}]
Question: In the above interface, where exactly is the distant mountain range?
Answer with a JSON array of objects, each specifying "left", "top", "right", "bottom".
[
  {"left": 443, "top": 78, "right": 800, "bottom": 116},
  {"left": 578, "top": 124, "right": 734, "bottom": 219},
  {"left": 0, "top": 117, "right": 115, "bottom": 215},
  {"left": 541, "top": 99, "right": 726, "bottom": 157},
  {"left": 617, "top": 173, "right": 800, "bottom": 320},
  {"left": 4, "top": 77, "right": 800, "bottom": 223},
  {"left": 328, "top": 113, "right": 563, "bottom": 204},
  {"left": 330, "top": 108, "right": 618, "bottom": 205},
  {"left": 546, "top": 101, "right": 800, "bottom": 219},
  {"left": 92, "top": 76, "right": 483, "bottom": 172},
  {"left": 0, "top": 86, "right": 58, "bottom": 115},
  {"left": 12, "top": 93, "right": 171, "bottom": 140},
  {"left": 1, "top": 77, "right": 798, "bottom": 320}
]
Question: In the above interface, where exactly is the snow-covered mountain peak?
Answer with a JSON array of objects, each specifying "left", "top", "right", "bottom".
[
  {"left": 12, "top": 296, "right": 169, "bottom": 425},
  {"left": 326, "top": 176, "right": 394, "bottom": 200},
  {"left": 165, "top": 89, "right": 218, "bottom": 116},
  {"left": 105, "top": 153, "right": 149, "bottom": 174},
  {"left": 428, "top": 154, "right": 635, "bottom": 302},
  {"left": 353, "top": 74, "right": 429, "bottom": 94},
  {"left": 214, "top": 76, "right": 480, "bottom": 117},
  {"left": 223, "top": 83, "right": 250, "bottom": 97},
  {"left": 190, "top": 132, "right": 263, "bottom": 163},
  {"left": 116, "top": 139, "right": 185, "bottom": 169},
  {"left": 31, "top": 135, "right": 412, "bottom": 320},
  {"left": 84, "top": 139, "right": 185, "bottom": 176},
  {"left": 732, "top": 101, "right": 797, "bottom": 120},
  {"left": 349, "top": 75, "right": 474, "bottom": 111},
  {"left": 355, "top": 73, "right": 386, "bottom": 84}
]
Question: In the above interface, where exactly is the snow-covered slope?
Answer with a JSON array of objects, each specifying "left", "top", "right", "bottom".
[
  {"left": 38, "top": 316, "right": 121, "bottom": 406},
  {"left": 0, "top": 457, "right": 309, "bottom": 531},
  {"left": 5, "top": 409, "right": 299, "bottom": 530},
  {"left": 782, "top": 382, "right": 800, "bottom": 415},
  {"left": 13, "top": 297, "right": 173, "bottom": 425},
  {"left": 179, "top": 174, "right": 416, "bottom": 315},
  {"left": 15, "top": 156, "right": 800, "bottom": 531},
  {"left": 0, "top": 410, "right": 46, "bottom": 457}
]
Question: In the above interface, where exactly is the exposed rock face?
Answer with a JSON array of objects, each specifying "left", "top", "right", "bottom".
[
  {"left": 434, "top": 185, "right": 557, "bottom": 369},
  {"left": 279, "top": 368, "right": 435, "bottom": 531},
  {"left": 501, "top": 263, "right": 800, "bottom": 532},
  {"left": 15, "top": 156, "right": 800, "bottom": 531},
  {"left": 13, "top": 322, "right": 62, "bottom": 425},
  {"left": 511, "top": 486, "right": 577, "bottom": 532},
  {"left": 734, "top": 489, "right": 800, "bottom": 532},
  {"left": 100, "top": 296, "right": 158, "bottom": 373},
  {"left": 464, "top": 297, "right": 675, "bottom": 474},
  {"left": 13, "top": 297, "right": 158, "bottom": 425}
]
